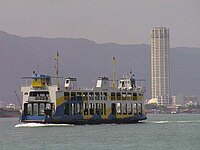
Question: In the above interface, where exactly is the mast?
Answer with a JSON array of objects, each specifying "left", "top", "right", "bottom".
[
  {"left": 112, "top": 56, "right": 116, "bottom": 88},
  {"left": 55, "top": 51, "right": 60, "bottom": 89}
]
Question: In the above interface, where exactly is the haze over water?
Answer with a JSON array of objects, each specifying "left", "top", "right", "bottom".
[{"left": 1, "top": 114, "right": 200, "bottom": 150}]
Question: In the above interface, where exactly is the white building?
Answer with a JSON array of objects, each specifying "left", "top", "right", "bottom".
[{"left": 151, "top": 27, "right": 170, "bottom": 106}]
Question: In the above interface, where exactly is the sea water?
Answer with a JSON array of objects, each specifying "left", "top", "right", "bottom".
[{"left": 0, "top": 114, "right": 200, "bottom": 150}]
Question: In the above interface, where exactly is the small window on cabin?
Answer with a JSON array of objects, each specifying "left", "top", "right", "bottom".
[
  {"left": 77, "top": 92, "right": 82, "bottom": 96},
  {"left": 103, "top": 92, "right": 107, "bottom": 100},
  {"left": 127, "top": 93, "right": 132, "bottom": 100},
  {"left": 117, "top": 92, "right": 121, "bottom": 100},
  {"left": 122, "top": 93, "right": 126, "bottom": 100},
  {"left": 95, "top": 92, "right": 100, "bottom": 100},
  {"left": 133, "top": 93, "right": 137, "bottom": 100},
  {"left": 83, "top": 92, "right": 88, "bottom": 101},
  {"left": 24, "top": 92, "right": 28, "bottom": 95},
  {"left": 71, "top": 92, "right": 76, "bottom": 100},
  {"left": 89, "top": 92, "right": 94, "bottom": 100},
  {"left": 64, "top": 92, "right": 70, "bottom": 96},
  {"left": 111, "top": 92, "right": 115, "bottom": 100}
]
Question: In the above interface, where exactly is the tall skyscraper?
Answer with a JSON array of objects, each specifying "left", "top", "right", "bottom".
[{"left": 151, "top": 27, "right": 170, "bottom": 105}]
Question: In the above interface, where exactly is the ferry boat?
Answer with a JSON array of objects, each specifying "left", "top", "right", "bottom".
[{"left": 19, "top": 55, "right": 147, "bottom": 124}]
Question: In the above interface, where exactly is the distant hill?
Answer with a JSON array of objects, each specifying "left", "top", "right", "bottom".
[{"left": 0, "top": 30, "right": 200, "bottom": 105}]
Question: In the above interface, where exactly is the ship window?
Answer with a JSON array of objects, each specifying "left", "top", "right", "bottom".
[
  {"left": 95, "top": 92, "right": 100, "bottom": 100},
  {"left": 127, "top": 93, "right": 132, "bottom": 100},
  {"left": 39, "top": 103, "right": 45, "bottom": 115},
  {"left": 71, "top": 103, "right": 75, "bottom": 115},
  {"left": 46, "top": 103, "right": 51, "bottom": 110},
  {"left": 77, "top": 103, "right": 82, "bottom": 114},
  {"left": 84, "top": 103, "right": 88, "bottom": 115},
  {"left": 64, "top": 92, "right": 70, "bottom": 96},
  {"left": 117, "top": 92, "right": 121, "bottom": 100},
  {"left": 64, "top": 92, "right": 70, "bottom": 100},
  {"left": 111, "top": 92, "right": 115, "bottom": 100},
  {"left": 71, "top": 92, "right": 76, "bottom": 100},
  {"left": 83, "top": 92, "right": 88, "bottom": 101},
  {"left": 111, "top": 103, "right": 116, "bottom": 115},
  {"left": 89, "top": 103, "right": 94, "bottom": 115},
  {"left": 103, "top": 92, "right": 107, "bottom": 100},
  {"left": 138, "top": 103, "right": 143, "bottom": 114},
  {"left": 122, "top": 93, "right": 126, "bottom": 100},
  {"left": 128, "top": 103, "right": 133, "bottom": 115},
  {"left": 33, "top": 103, "right": 39, "bottom": 115},
  {"left": 77, "top": 92, "right": 82, "bottom": 101},
  {"left": 122, "top": 103, "right": 127, "bottom": 115},
  {"left": 96, "top": 103, "right": 100, "bottom": 115},
  {"left": 64, "top": 103, "right": 70, "bottom": 115},
  {"left": 89, "top": 92, "right": 94, "bottom": 100},
  {"left": 101, "top": 103, "right": 104, "bottom": 115},
  {"left": 116, "top": 103, "right": 122, "bottom": 114},
  {"left": 104, "top": 103, "right": 106, "bottom": 115},
  {"left": 135, "top": 103, "right": 138, "bottom": 114},
  {"left": 27, "top": 103, "right": 33, "bottom": 115},
  {"left": 133, "top": 93, "right": 137, "bottom": 100}
]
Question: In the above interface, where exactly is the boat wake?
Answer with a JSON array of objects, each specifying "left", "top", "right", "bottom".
[
  {"left": 15, "top": 123, "right": 74, "bottom": 128},
  {"left": 149, "top": 120, "right": 200, "bottom": 124}
]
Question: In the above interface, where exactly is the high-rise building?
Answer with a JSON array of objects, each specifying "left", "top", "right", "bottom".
[{"left": 151, "top": 27, "right": 170, "bottom": 105}]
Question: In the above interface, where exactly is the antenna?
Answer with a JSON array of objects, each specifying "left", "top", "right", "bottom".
[
  {"left": 14, "top": 90, "right": 22, "bottom": 109},
  {"left": 55, "top": 51, "right": 60, "bottom": 89},
  {"left": 112, "top": 57, "right": 116, "bottom": 88}
]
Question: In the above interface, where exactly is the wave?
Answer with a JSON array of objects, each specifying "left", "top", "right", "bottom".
[{"left": 15, "top": 123, "right": 74, "bottom": 128}]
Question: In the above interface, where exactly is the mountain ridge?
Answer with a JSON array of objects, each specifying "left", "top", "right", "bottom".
[{"left": 0, "top": 30, "right": 200, "bottom": 104}]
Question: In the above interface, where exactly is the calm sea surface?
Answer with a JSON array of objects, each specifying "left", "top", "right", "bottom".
[{"left": 0, "top": 114, "right": 200, "bottom": 150}]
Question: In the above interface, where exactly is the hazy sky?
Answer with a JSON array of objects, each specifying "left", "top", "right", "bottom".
[{"left": 0, "top": 0, "right": 200, "bottom": 47}]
